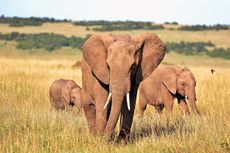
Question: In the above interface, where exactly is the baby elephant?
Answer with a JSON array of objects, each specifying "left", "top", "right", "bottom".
[
  {"left": 49, "top": 79, "right": 82, "bottom": 111},
  {"left": 139, "top": 64, "right": 200, "bottom": 116}
]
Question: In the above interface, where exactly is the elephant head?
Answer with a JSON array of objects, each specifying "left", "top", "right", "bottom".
[
  {"left": 82, "top": 33, "right": 166, "bottom": 135},
  {"left": 70, "top": 86, "right": 81, "bottom": 108},
  {"left": 162, "top": 66, "right": 199, "bottom": 114}
]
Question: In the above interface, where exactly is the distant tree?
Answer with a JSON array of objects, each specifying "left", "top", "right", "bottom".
[
  {"left": 0, "top": 16, "right": 69, "bottom": 27},
  {"left": 0, "top": 32, "right": 86, "bottom": 51},
  {"left": 166, "top": 41, "right": 215, "bottom": 55},
  {"left": 178, "top": 24, "right": 229, "bottom": 31},
  {"left": 164, "top": 21, "right": 178, "bottom": 25},
  {"left": 206, "top": 48, "right": 230, "bottom": 59}
]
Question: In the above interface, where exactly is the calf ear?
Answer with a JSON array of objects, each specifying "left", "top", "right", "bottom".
[
  {"left": 162, "top": 69, "right": 177, "bottom": 94},
  {"left": 82, "top": 34, "right": 115, "bottom": 85},
  {"left": 133, "top": 33, "right": 166, "bottom": 83},
  {"left": 62, "top": 86, "right": 71, "bottom": 103}
]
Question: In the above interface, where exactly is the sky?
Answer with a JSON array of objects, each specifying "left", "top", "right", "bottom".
[{"left": 1, "top": 0, "right": 230, "bottom": 25}]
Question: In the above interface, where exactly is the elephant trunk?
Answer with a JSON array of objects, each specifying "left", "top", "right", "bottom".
[
  {"left": 104, "top": 89, "right": 126, "bottom": 135},
  {"left": 186, "top": 88, "right": 200, "bottom": 114}
]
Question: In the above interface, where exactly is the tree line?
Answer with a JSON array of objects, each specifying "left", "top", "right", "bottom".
[
  {"left": 0, "top": 32, "right": 85, "bottom": 51},
  {"left": 166, "top": 41, "right": 230, "bottom": 59},
  {"left": 0, "top": 15, "right": 69, "bottom": 27},
  {"left": 1, "top": 16, "right": 229, "bottom": 31},
  {"left": 178, "top": 24, "right": 229, "bottom": 31},
  {"left": 0, "top": 32, "right": 230, "bottom": 59},
  {"left": 74, "top": 21, "right": 165, "bottom": 31},
  {"left": 166, "top": 41, "right": 215, "bottom": 55}
]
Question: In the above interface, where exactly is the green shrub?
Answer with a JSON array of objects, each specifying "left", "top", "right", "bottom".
[
  {"left": 166, "top": 41, "right": 230, "bottom": 60},
  {"left": 206, "top": 48, "right": 230, "bottom": 59},
  {"left": 166, "top": 41, "right": 215, "bottom": 55},
  {"left": 74, "top": 20, "right": 112, "bottom": 26},
  {"left": 74, "top": 20, "right": 164, "bottom": 31},
  {"left": 0, "top": 16, "right": 69, "bottom": 27},
  {"left": 0, "top": 32, "right": 85, "bottom": 51},
  {"left": 164, "top": 21, "right": 178, "bottom": 25},
  {"left": 178, "top": 24, "right": 229, "bottom": 31}
]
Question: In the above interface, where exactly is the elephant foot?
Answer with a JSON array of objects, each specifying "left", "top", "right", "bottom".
[{"left": 117, "top": 129, "right": 130, "bottom": 144}]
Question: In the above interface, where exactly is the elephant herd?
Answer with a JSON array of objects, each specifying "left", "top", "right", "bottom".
[{"left": 49, "top": 33, "right": 200, "bottom": 142}]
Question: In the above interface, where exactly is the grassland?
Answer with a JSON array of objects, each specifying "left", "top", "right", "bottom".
[
  {"left": 1, "top": 22, "right": 230, "bottom": 48},
  {"left": 0, "top": 23, "right": 230, "bottom": 153}
]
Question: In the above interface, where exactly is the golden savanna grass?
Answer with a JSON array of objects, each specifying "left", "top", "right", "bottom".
[{"left": 0, "top": 23, "right": 230, "bottom": 152}]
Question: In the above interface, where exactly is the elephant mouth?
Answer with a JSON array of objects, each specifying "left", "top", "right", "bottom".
[
  {"left": 103, "top": 92, "right": 130, "bottom": 111},
  {"left": 69, "top": 101, "right": 75, "bottom": 106},
  {"left": 184, "top": 95, "right": 198, "bottom": 103}
]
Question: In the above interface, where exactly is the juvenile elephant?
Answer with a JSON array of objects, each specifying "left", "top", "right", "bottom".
[
  {"left": 81, "top": 33, "right": 166, "bottom": 140},
  {"left": 49, "top": 79, "right": 82, "bottom": 111},
  {"left": 139, "top": 64, "right": 200, "bottom": 116}
]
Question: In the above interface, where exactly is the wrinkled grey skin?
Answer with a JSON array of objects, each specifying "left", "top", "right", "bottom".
[
  {"left": 49, "top": 79, "right": 82, "bottom": 111},
  {"left": 139, "top": 64, "right": 200, "bottom": 116}
]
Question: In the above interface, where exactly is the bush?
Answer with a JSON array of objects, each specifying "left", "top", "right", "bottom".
[
  {"left": 178, "top": 24, "right": 229, "bottom": 31},
  {"left": 0, "top": 32, "right": 85, "bottom": 51},
  {"left": 74, "top": 20, "right": 112, "bottom": 26},
  {"left": 206, "top": 48, "right": 230, "bottom": 59},
  {"left": 166, "top": 41, "right": 215, "bottom": 55},
  {"left": 93, "top": 22, "right": 164, "bottom": 31},
  {"left": 0, "top": 16, "right": 69, "bottom": 27},
  {"left": 164, "top": 21, "right": 178, "bottom": 25},
  {"left": 166, "top": 41, "right": 230, "bottom": 60},
  {"left": 74, "top": 20, "right": 164, "bottom": 31}
]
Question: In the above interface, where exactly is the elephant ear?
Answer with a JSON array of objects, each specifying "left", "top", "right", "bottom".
[
  {"left": 161, "top": 66, "right": 177, "bottom": 94},
  {"left": 134, "top": 33, "right": 166, "bottom": 83},
  {"left": 82, "top": 34, "right": 116, "bottom": 85},
  {"left": 62, "top": 85, "right": 71, "bottom": 103}
]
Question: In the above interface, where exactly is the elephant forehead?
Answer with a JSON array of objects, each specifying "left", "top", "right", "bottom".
[
  {"left": 109, "top": 41, "right": 135, "bottom": 51},
  {"left": 108, "top": 42, "right": 135, "bottom": 59},
  {"left": 107, "top": 41, "right": 135, "bottom": 67}
]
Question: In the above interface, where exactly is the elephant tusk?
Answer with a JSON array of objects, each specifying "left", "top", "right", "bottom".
[
  {"left": 185, "top": 96, "right": 188, "bottom": 103},
  {"left": 103, "top": 92, "right": 112, "bottom": 110},
  {"left": 126, "top": 93, "right": 130, "bottom": 111},
  {"left": 196, "top": 99, "right": 199, "bottom": 103}
]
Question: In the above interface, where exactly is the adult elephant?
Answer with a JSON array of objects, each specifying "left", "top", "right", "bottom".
[
  {"left": 81, "top": 33, "right": 166, "bottom": 140},
  {"left": 139, "top": 64, "right": 200, "bottom": 116}
]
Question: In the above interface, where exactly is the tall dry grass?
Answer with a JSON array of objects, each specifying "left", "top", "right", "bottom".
[
  {"left": 0, "top": 53, "right": 230, "bottom": 153},
  {"left": 1, "top": 22, "right": 230, "bottom": 152}
]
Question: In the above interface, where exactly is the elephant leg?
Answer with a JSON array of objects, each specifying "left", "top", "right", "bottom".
[
  {"left": 154, "top": 104, "right": 164, "bottom": 113},
  {"left": 95, "top": 86, "right": 109, "bottom": 134},
  {"left": 189, "top": 101, "right": 200, "bottom": 115},
  {"left": 138, "top": 90, "right": 148, "bottom": 117},
  {"left": 65, "top": 103, "right": 72, "bottom": 112},
  {"left": 164, "top": 100, "right": 174, "bottom": 113},
  {"left": 177, "top": 99, "right": 190, "bottom": 114},
  {"left": 161, "top": 86, "right": 174, "bottom": 113},
  {"left": 118, "top": 84, "right": 138, "bottom": 142},
  {"left": 81, "top": 90, "right": 96, "bottom": 134}
]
